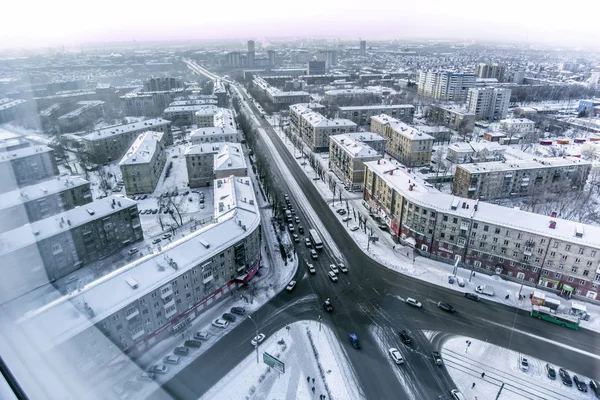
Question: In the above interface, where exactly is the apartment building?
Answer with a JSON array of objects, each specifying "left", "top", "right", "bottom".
[
  {"left": 465, "top": 87, "right": 511, "bottom": 120},
  {"left": 418, "top": 71, "right": 476, "bottom": 102},
  {"left": 213, "top": 79, "right": 228, "bottom": 107},
  {"left": 476, "top": 63, "right": 506, "bottom": 81},
  {"left": 191, "top": 108, "right": 240, "bottom": 143},
  {"left": 370, "top": 115, "right": 434, "bottom": 167},
  {"left": 0, "top": 196, "right": 142, "bottom": 303},
  {"left": 119, "top": 131, "right": 167, "bottom": 195},
  {"left": 446, "top": 141, "right": 506, "bottom": 164},
  {"left": 500, "top": 118, "right": 535, "bottom": 133},
  {"left": 363, "top": 159, "right": 600, "bottom": 300},
  {"left": 0, "top": 98, "right": 28, "bottom": 123},
  {"left": 338, "top": 104, "right": 415, "bottom": 126},
  {"left": 452, "top": 157, "right": 591, "bottom": 200},
  {"left": 288, "top": 104, "right": 357, "bottom": 152},
  {"left": 214, "top": 143, "right": 248, "bottom": 179},
  {"left": 194, "top": 105, "right": 220, "bottom": 127},
  {"left": 252, "top": 77, "right": 310, "bottom": 110},
  {"left": 185, "top": 142, "right": 245, "bottom": 187},
  {"left": 323, "top": 89, "right": 383, "bottom": 106},
  {"left": 81, "top": 118, "right": 172, "bottom": 164},
  {"left": 0, "top": 145, "right": 59, "bottom": 194},
  {"left": 329, "top": 134, "right": 382, "bottom": 191},
  {"left": 343, "top": 131, "right": 386, "bottom": 155},
  {"left": 427, "top": 105, "right": 476, "bottom": 132},
  {"left": 15, "top": 177, "right": 261, "bottom": 384},
  {"left": 0, "top": 175, "right": 92, "bottom": 233}
]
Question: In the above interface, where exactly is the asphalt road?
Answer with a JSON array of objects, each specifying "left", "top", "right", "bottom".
[{"left": 152, "top": 66, "right": 600, "bottom": 400}]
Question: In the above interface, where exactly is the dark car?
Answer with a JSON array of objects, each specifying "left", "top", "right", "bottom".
[
  {"left": 298, "top": 225, "right": 304, "bottom": 234},
  {"left": 184, "top": 339, "right": 202, "bottom": 348},
  {"left": 464, "top": 293, "right": 480, "bottom": 301},
  {"left": 590, "top": 380, "right": 600, "bottom": 397},
  {"left": 399, "top": 330, "right": 411, "bottom": 345},
  {"left": 559, "top": 368, "right": 573, "bottom": 386},
  {"left": 349, "top": 333, "right": 361, "bottom": 349},
  {"left": 437, "top": 302, "right": 455, "bottom": 312},
  {"left": 545, "top": 363, "right": 556, "bottom": 380},
  {"left": 174, "top": 346, "right": 189, "bottom": 356},
  {"left": 231, "top": 307, "right": 246, "bottom": 316},
  {"left": 222, "top": 313, "right": 236, "bottom": 322},
  {"left": 323, "top": 299, "right": 333, "bottom": 312},
  {"left": 573, "top": 376, "right": 587, "bottom": 392}
]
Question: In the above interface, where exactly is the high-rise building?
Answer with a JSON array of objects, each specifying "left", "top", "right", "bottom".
[
  {"left": 227, "top": 51, "right": 242, "bottom": 68},
  {"left": 318, "top": 50, "right": 338, "bottom": 69},
  {"left": 247, "top": 40, "right": 255, "bottom": 67},
  {"left": 476, "top": 63, "right": 506, "bottom": 82},
  {"left": 267, "top": 50, "right": 275, "bottom": 66},
  {"left": 466, "top": 87, "right": 511, "bottom": 120},
  {"left": 360, "top": 40, "right": 367, "bottom": 55},
  {"left": 418, "top": 71, "right": 476, "bottom": 102},
  {"left": 308, "top": 61, "right": 326, "bottom": 75}
]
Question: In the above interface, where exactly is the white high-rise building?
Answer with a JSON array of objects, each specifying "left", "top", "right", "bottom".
[
  {"left": 466, "top": 87, "right": 511, "bottom": 120},
  {"left": 418, "top": 71, "right": 476, "bottom": 102}
]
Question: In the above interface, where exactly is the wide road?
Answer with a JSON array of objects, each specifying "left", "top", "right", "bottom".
[{"left": 152, "top": 63, "right": 600, "bottom": 400}]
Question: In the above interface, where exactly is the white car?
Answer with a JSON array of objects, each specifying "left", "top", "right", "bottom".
[
  {"left": 339, "top": 263, "right": 348, "bottom": 273},
  {"left": 328, "top": 271, "right": 338, "bottom": 282},
  {"left": 329, "top": 264, "right": 340, "bottom": 274},
  {"left": 212, "top": 318, "right": 229, "bottom": 329},
  {"left": 405, "top": 298, "right": 422, "bottom": 308},
  {"left": 305, "top": 238, "right": 312, "bottom": 247},
  {"left": 288, "top": 224, "right": 294, "bottom": 232},
  {"left": 286, "top": 280, "right": 297, "bottom": 291},
  {"left": 519, "top": 355, "right": 529, "bottom": 372},
  {"left": 293, "top": 234, "right": 300, "bottom": 242},
  {"left": 163, "top": 355, "right": 180, "bottom": 365},
  {"left": 251, "top": 333, "right": 266, "bottom": 346},
  {"left": 149, "top": 364, "right": 168, "bottom": 374},
  {"left": 307, "top": 263, "right": 316, "bottom": 274},
  {"left": 310, "top": 249, "right": 318, "bottom": 259},
  {"left": 389, "top": 348, "right": 404, "bottom": 364},
  {"left": 350, "top": 226, "right": 359, "bottom": 232}
]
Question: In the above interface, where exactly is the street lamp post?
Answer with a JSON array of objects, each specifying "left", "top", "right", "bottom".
[{"left": 248, "top": 315, "right": 259, "bottom": 364}]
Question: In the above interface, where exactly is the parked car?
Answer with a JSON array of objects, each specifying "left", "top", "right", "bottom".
[
  {"left": 162, "top": 233, "right": 172, "bottom": 239},
  {"left": 545, "top": 363, "right": 556, "bottom": 380},
  {"left": 328, "top": 271, "right": 338, "bottom": 282},
  {"left": 139, "top": 372, "right": 156, "bottom": 381},
  {"left": 399, "top": 330, "right": 411, "bottom": 345},
  {"left": 464, "top": 293, "right": 480, "bottom": 301},
  {"left": 338, "top": 263, "right": 348, "bottom": 273},
  {"left": 559, "top": 368, "right": 573, "bottom": 386},
  {"left": 149, "top": 365, "right": 168, "bottom": 374},
  {"left": 231, "top": 307, "right": 246, "bottom": 316},
  {"left": 174, "top": 346, "right": 189, "bottom": 356},
  {"left": 342, "top": 216, "right": 352, "bottom": 222},
  {"left": 432, "top": 351, "right": 443, "bottom": 366},
  {"left": 389, "top": 348, "right": 404, "bottom": 364},
  {"left": 288, "top": 224, "right": 294, "bottom": 232},
  {"left": 405, "top": 298, "right": 422, "bottom": 308},
  {"left": 310, "top": 249, "right": 318, "bottom": 259},
  {"left": 305, "top": 238, "right": 312, "bottom": 247},
  {"left": 574, "top": 376, "right": 587, "bottom": 392},
  {"left": 589, "top": 380, "right": 600, "bottom": 397},
  {"left": 323, "top": 299, "right": 333, "bottom": 312},
  {"left": 212, "top": 318, "right": 229, "bottom": 329},
  {"left": 251, "top": 333, "right": 266, "bottom": 346},
  {"left": 349, "top": 333, "right": 361, "bottom": 349},
  {"left": 457, "top": 277, "right": 465, "bottom": 287},
  {"left": 447, "top": 275, "right": 455, "bottom": 284},
  {"left": 437, "top": 302, "right": 455, "bottom": 312},
  {"left": 184, "top": 340, "right": 202, "bottom": 348},
  {"left": 286, "top": 280, "right": 297, "bottom": 291},
  {"left": 519, "top": 355, "right": 529, "bottom": 372},
  {"left": 151, "top": 209, "right": 158, "bottom": 214},
  {"left": 336, "top": 209, "right": 347, "bottom": 215},
  {"left": 350, "top": 226, "right": 359, "bottom": 231},
  {"left": 329, "top": 264, "right": 340, "bottom": 274},
  {"left": 163, "top": 355, "right": 180, "bottom": 365},
  {"left": 152, "top": 238, "right": 161, "bottom": 244},
  {"left": 128, "top": 248, "right": 139, "bottom": 255},
  {"left": 140, "top": 194, "right": 148, "bottom": 200},
  {"left": 194, "top": 331, "right": 209, "bottom": 341},
  {"left": 222, "top": 313, "right": 236, "bottom": 322}
]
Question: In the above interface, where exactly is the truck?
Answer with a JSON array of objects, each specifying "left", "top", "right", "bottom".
[{"left": 475, "top": 285, "right": 494, "bottom": 296}]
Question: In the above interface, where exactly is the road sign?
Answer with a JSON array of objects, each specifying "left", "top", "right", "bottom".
[{"left": 263, "top": 352, "right": 285, "bottom": 374}]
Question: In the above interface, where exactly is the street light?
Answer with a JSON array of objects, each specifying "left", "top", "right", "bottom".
[{"left": 248, "top": 315, "right": 259, "bottom": 364}]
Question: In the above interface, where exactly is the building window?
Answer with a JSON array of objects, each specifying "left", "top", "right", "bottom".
[
  {"left": 562, "top": 255, "right": 567, "bottom": 261},
  {"left": 587, "top": 261, "right": 593, "bottom": 267},
  {"left": 580, "top": 280, "right": 586, "bottom": 285},
  {"left": 484, "top": 225, "right": 489, "bottom": 232},
  {"left": 571, "top": 267, "right": 578, "bottom": 273},
  {"left": 565, "top": 245, "right": 571, "bottom": 251},
  {"left": 495, "top": 228, "right": 501, "bottom": 234},
  {"left": 498, "top": 257, "right": 504, "bottom": 263},
  {"left": 592, "top": 251, "right": 597, "bottom": 257},
  {"left": 583, "top": 270, "right": 589, "bottom": 276},
  {"left": 579, "top": 248, "right": 584, "bottom": 255},
  {"left": 575, "top": 258, "right": 581, "bottom": 264},
  {"left": 567, "top": 276, "right": 574, "bottom": 283}
]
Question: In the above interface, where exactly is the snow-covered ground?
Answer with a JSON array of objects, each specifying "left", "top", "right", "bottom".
[
  {"left": 201, "top": 320, "right": 362, "bottom": 400},
  {"left": 441, "top": 335, "right": 596, "bottom": 400}
]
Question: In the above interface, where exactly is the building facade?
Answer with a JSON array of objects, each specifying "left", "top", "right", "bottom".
[
  {"left": 476, "top": 63, "right": 506, "bottom": 81},
  {"left": 329, "top": 134, "right": 382, "bottom": 191},
  {"left": 338, "top": 104, "right": 414, "bottom": 126},
  {"left": 465, "top": 87, "right": 511, "bottom": 120},
  {"left": 418, "top": 71, "right": 476, "bottom": 102},
  {"left": 289, "top": 104, "right": 357, "bottom": 152},
  {"left": 452, "top": 157, "right": 591, "bottom": 200},
  {"left": 500, "top": 118, "right": 535, "bottom": 134},
  {"left": 363, "top": 159, "right": 600, "bottom": 301},
  {"left": 427, "top": 105, "right": 476, "bottom": 132},
  {"left": 185, "top": 142, "right": 245, "bottom": 187},
  {"left": 0, "top": 145, "right": 59, "bottom": 194},
  {"left": 119, "top": 131, "right": 167, "bottom": 195},
  {"left": 323, "top": 89, "right": 383, "bottom": 106}
]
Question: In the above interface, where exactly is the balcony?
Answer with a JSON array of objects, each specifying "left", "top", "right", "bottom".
[
  {"left": 162, "top": 299, "right": 175, "bottom": 310},
  {"left": 125, "top": 308, "right": 139, "bottom": 321},
  {"left": 460, "top": 222, "right": 470, "bottom": 230},
  {"left": 160, "top": 286, "right": 173, "bottom": 299},
  {"left": 524, "top": 248, "right": 533, "bottom": 256},
  {"left": 164, "top": 306, "right": 178, "bottom": 319},
  {"left": 131, "top": 328, "right": 145, "bottom": 342}
]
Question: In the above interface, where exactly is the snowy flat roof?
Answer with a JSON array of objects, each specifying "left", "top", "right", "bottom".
[
  {"left": 339, "top": 104, "right": 414, "bottom": 111},
  {"left": 214, "top": 108, "right": 237, "bottom": 131},
  {"left": 185, "top": 142, "right": 230, "bottom": 155},
  {"left": 169, "top": 99, "right": 217, "bottom": 107},
  {"left": 0, "top": 196, "right": 137, "bottom": 255},
  {"left": 165, "top": 105, "right": 216, "bottom": 113},
  {"left": 0, "top": 145, "right": 53, "bottom": 164},
  {"left": 330, "top": 134, "right": 381, "bottom": 158},
  {"left": 82, "top": 119, "right": 170, "bottom": 141},
  {"left": 16, "top": 177, "right": 259, "bottom": 349},
  {"left": 0, "top": 176, "right": 89, "bottom": 210},
  {"left": 458, "top": 156, "right": 590, "bottom": 174},
  {"left": 500, "top": 118, "right": 534, "bottom": 124},
  {"left": 0, "top": 98, "right": 26, "bottom": 110},
  {"left": 193, "top": 105, "right": 219, "bottom": 116},
  {"left": 366, "top": 159, "right": 600, "bottom": 249},
  {"left": 119, "top": 131, "right": 164, "bottom": 166},
  {"left": 375, "top": 116, "right": 434, "bottom": 141},
  {"left": 344, "top": 131, "right": 386, "bottom": 142},
  {"left": 325, "top": 88, "right": 381, "bottom": 95},
  {"left": 190, "top": 126, "right": 237, "bottom": 139},
  {"left": 214, "top": 143, "right": 247, "bottom": 171}
]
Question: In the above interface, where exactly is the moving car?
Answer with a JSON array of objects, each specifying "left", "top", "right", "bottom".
[
  {"left": 163, "top": 355, "right": 180, "bottom": 365},
  {"left": 231, "top": 307, "right": 246, "bottom": 316},
  {"left": 149, "top": 365, "right": 168, "bottom": 374},
  {"left": 298, "top": 225, "right": 304, "bottom": 234},
  {"left": 305, "top": 237, "right": 311, "bottom": 247},
  {"left": 295, "top": 216, "right": 300, "bottom": 223},
  {"left": 559, "top": 368, "right": 573, "bottom": 386},
  {"left": 174, "top": 346, "right": 189, "bottom": 356},
  {"left": 432, "top": 351, "right": 443, "bottom": 366},
  {"left": 329, "top": 264, "right": 340, "bottom": 274},
  {"left": 437, "top": 302, "right": 455, "bottom": 312},
  {"left": 464, "top": 293, "right": 480, "bottom": 301},
  {"left": 292, "top": 234, "right": 299, "bottom": 242},
  {"left": 222, "top": 313, "right": 236, "bottom": 322},
  {"left": 399, "top": 330, "right": 411, "bottom": 345},
  {"left": 194, "top": 331, "right": 209, "bottom": 341},
  {"left": 212, "top": 318, "right": 229, "bottom": 329},
  {"left": 405, "top": 298, "right": 422, "bottom": 308},
  {"left": 310, "top": 249, "right": 318, "bottom": 259},
  {"left": 349, "top": 333, "right": 361, "bottom": 349},
  {"left": 288, "top": 224, "right": 294, "bottom": 232},
  {"left": 389, "top": 348, "right": 404, "bottom": 364},
  {"left": 307, "top": 263, "right": 316, "bottom": 274},
  {"left": 323, "top": 299, "right": 333, "bottom": 312},
  {"left": 251, "top": 333, "right": 266, "bottom": 346},
  {"left": 338, "top": 263, "right": 348, "bottom": 273},
  {"left": 286, "top": 280, "right": 297, "bottom": 291},
  {"left": 328, "top": 271, "right": 338, "bottom": 282},
  {"left": 545, "top": 363, "right": 556, "bottom": 380},
  {"left": 519, "top": 355, "right": 529, "bottom": 372},
  {"left": 573, "top": 376, "right": 587, "bottom": 392},
  {"left": 184, "top": 339, "right": 202, "bottom": 348}
]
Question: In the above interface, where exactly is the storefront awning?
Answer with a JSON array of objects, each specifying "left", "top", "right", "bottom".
[
  {"left": 562, "top": 284, "right": 575, "bottom": 292},
  {"left": 405, "top": 237, "right": 416, "bottom": 247}
]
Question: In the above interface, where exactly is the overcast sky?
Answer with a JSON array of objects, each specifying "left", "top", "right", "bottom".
[{"left": 2, "top": 0, "right": 599, "bottom": 50}]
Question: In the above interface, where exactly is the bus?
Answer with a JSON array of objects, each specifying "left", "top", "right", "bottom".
[
  {"left": 531, "top": 305, "right": 579, "bottom": 330},
  {"left": 309, "top": 229, "right": 323, "bottom": 250}
]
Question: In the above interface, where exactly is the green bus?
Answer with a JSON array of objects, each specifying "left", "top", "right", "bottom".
[{"left": 531, "top": 305, "right": 579, "bottom": 330}]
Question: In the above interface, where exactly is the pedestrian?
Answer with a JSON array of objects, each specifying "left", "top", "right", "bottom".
[
  {"left": 312, "top": 387, "right": 315, "bottom": 393},
  {"left": 471, "top": 382, "right": 476, "bottom": 389},
  {"left": 481, "top": 372, "right": 485, "bottom": 379},
  {"left": 505, "top": 294, "right": 510, "bottom": 300},
  {"left": 407, "top": 252, "right": 409, "bottom": 257},
  {"left": 312, "top": 378, "right": 315, "bottom": 384},
  {"left": 307, "top": 376, "right": 310, "bottom": 382},
  {"left": 393, "top": 245, "right": 395, "bottom": 250}
]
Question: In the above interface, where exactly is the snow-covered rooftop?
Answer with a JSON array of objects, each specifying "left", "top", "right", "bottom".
[
  {"left": 373, "top": 115, "right": 434, "bottom": 141},
  {"left": 0, "top": 196, "right": 137, "bottom": 255},
  {"left": 82, "top": 118, "right": 170, "bottom": 141},
  {"left": 213, "top": 108, "right": 237, "bottom": 131},
  {"left": 344, "top": 131, "right": 386, "bottom": 143},
  {"left": 119, "top": 131, "right": 164, "bottom": 166},
  {"left": 15, "top": 177, "right": 259, "bottom": 350},
  {"left": 457, "top": 156, "right": 590, "bottom": 174},
  {"left": 365, "top": 159, "right": 600, "bottom": 249},
  {"left": 338, "top": 104, "right": 414, "bottom": 111},
  {"left": 500, "top": 118, "right": 535, "bottom": 125},
  {"left": 193, "top": 105, "right": 219, "bottom": 117},
  {"left": 0, "top": 176, "right": 89, "bottom": 210},
  {"left": 0, "top": 145, "right": 53, "bottom": 164},
  {"left": 330, "top": 134, "right": 381, "bottom": 158},
  {"left": 0, "top": 98, "right": 26, "bottom": 111},
  {"left": 214, "top": 143, "right": 247, "bottom": 172},
  {"left": 185, "top": 142, "right": 231, "bottom": 156}
]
